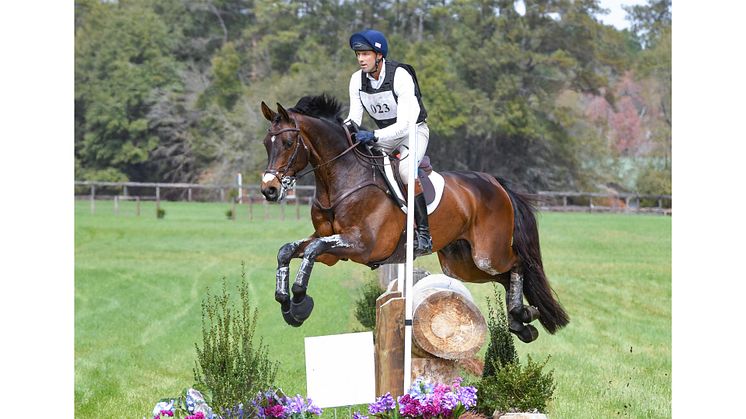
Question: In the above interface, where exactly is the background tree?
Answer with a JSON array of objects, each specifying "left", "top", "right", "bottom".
[{"left": 74, "top": 0, "right": 672, "bottom": 195}]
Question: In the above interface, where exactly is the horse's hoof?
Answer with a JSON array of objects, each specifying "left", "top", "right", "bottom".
[
  {"left": 282, "top": 308, "right": 304, "bottom": 327},
  {"left": 515, "top": 324, "right": 539, "bottom": 343},
  {"left": 290, "top": 295, "right": 314, "bottom": 322},
  {"left": 511, "top": 305, "right": 541, "bottom": 324}
]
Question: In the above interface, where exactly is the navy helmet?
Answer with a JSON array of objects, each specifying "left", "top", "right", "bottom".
[{"left": 349, "top": 29, "right": 388, "bottom": 58}]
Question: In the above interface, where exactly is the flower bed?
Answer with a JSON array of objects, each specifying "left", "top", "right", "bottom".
[{"left": 354, "top": 377, "right": 477, "bottom": 419}]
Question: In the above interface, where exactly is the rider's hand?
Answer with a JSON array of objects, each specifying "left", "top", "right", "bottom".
[{"left": 355, "top": 130, "right": 377, "bottom": 145}]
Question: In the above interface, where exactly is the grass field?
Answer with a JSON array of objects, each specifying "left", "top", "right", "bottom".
[{"left": 75, "top": 199, "right": 671, "bottom": 418}]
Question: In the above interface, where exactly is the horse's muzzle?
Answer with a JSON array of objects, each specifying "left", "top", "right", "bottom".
[
  {"left": 261, "top": 172, "right": 281, "bottom": 201},
  {"left": 262, "top": 185, "right": 279, "bottom": 201}
]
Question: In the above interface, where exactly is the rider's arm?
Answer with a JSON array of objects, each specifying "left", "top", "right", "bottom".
[
  {"left": 345, "top": 70, "right": 365, "bottom": 126},
  {"left": 374, "top": 67, "right": 421, "bottom": 146}
]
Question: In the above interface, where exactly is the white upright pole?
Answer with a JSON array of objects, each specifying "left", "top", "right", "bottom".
[
  {"left": 237, "top": 173, "right": 243, "bottom": 203},
  {"left": 403, "top": 119, "right": 417, "bottom": 392}
]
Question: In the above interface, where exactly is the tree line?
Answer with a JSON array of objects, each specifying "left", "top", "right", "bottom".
[{"left": 75, "top": 0, "right": 671, "bottom": 194}]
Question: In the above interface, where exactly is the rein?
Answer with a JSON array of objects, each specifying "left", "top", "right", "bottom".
[
  {"left": 266, "top": 117, "right": 389, "bottom": 211},
  {"left": 268, "top": 122, "right": 362, "bottom": 182}
]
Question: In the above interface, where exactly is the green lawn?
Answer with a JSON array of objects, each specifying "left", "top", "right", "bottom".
[{"left": 75, "top": 199, "right": 671, "bottom": 418}]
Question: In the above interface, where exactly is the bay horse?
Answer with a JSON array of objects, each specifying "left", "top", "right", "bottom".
[{"left": 259, "top": 94, "right": 568, "bottom": 343}]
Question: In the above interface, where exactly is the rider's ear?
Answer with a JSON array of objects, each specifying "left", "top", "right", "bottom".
[
  {"left": 276, "top": 103, "right": 291, "bottom": 122},
  {"left": 261, "top": 101, "right": 276, "bottom": 121}
]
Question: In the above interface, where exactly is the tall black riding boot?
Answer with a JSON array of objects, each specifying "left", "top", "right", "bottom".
[{"left": 413, "top": 193, "right": 433, "bottom": 257}]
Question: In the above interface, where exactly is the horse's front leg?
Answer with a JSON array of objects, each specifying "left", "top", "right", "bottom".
[
  {"left": 276, "top": 239, "right": 311, "bottom": 327},
  {"left": 288, "top": 234, "right": 356, "bottom": 324}
]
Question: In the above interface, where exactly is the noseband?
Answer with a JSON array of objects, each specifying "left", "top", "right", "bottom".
[{"left": 264, "top": 125, "right": 307, "bottom": 198}]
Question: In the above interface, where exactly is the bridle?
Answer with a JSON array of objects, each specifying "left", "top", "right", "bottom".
[
  {"left": 263, "top": 125, "right": 306, "bottom": 199},
  {"left": 264, "top": 119, "right": 364, "bottom": 200}
]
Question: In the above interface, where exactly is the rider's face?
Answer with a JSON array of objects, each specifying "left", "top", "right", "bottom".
[{"left": 355, "top": 50, "right": 381, "bottom": 73}]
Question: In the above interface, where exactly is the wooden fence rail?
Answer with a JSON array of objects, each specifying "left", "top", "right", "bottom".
[
  {"left": 75, "top": 180, "right": 316, "bottom": 220},
  {"left": 536, "top": 191, "right": 672, "bottom": 215},
  {"left": 75, "top": 181, "right": 672, "bottom": 218}
]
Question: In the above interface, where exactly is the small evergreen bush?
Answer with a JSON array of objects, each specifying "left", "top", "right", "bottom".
[
  {"left": 354, "top": 275, "right": 384, "bottom": 330},
  {"left": 193, "top": 263, "right": 278, "bottom": 414},
  {"left": 225, "top": 208, "right": 234, "bottom": 219},
  {"left": 157, "top": 207, "right": 166, "bottom": 218},
  {"left": 474, "top": 284, "right": 556, "bottom": 416},
  {"left": 482, "top": 285, "right": 518, "bottom": 378}
]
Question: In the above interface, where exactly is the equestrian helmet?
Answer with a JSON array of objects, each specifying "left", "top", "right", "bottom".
[{"left": 349, "top": 29, "right": 388, "bottom": 58}]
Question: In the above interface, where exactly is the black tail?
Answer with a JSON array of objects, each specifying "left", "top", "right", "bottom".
[{"left": 498, "top": 178, "right": 570, "bottom": 334}]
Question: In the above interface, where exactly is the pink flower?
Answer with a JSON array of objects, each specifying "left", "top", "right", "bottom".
[{"left": 265, "top": 403, "right": 286, "bottom": 418}]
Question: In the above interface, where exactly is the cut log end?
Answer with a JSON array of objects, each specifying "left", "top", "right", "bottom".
[{"left": 412, "top": 289, "right": 487, "bottom": 360}]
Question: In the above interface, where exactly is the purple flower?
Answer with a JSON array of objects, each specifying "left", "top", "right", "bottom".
[
  {"left": 368, "top": 392, "right": 396, "bottom": 415},
  {"left": 352, "top": 412, "right": 369, "bottom": 419},
  {"left": 456, "top": 385, "right": 478, "bottom": 408}
]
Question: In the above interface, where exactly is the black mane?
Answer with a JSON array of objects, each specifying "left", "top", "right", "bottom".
[{"left": 290, "top": 93, "right": 344, "bottom": 122}]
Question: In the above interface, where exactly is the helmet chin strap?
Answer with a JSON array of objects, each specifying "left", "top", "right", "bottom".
[{"left": 368, "top": 56, "right": 382, "bottom": 76}]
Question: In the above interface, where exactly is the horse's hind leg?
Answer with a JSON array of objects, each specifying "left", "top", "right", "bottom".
[
  {"left": 508, "top": 271, "right": 541, "bottom": 323},
  {"left": 506, "top": 270, "right": 540, "bottom": 343}
]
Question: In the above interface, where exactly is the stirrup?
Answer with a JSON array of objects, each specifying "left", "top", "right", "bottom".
[{"left": 414, "top": 233, "right": 433, "bottom": 257}]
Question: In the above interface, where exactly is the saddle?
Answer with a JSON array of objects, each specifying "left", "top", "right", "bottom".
[{"left": 346, "top": 121, "right": 444, "bottom": 215}]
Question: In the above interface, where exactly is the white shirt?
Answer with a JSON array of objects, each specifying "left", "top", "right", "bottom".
[{"left": 345, "top": 59, "right": 422, "bottom": 148}]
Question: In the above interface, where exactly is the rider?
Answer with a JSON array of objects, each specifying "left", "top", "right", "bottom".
[{"left": 344, "top": 29, "right": 433, "bottom": 257}]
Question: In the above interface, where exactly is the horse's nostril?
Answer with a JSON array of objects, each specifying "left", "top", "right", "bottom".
[{"left": 263, "top": 187, "right": 278, "bottom": 201}]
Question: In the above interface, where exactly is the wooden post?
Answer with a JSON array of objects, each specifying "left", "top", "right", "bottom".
[
  {"left": 90, "top": 185, "right": 96, "bottom": 214},
  {"left": 123, "top": 185, "right": 128, "bottom": 197},
  {"left": 589, "top": 196, "right": 593, "bottom": 212},
  {"left": 136, "top": 196, "right": 141, "bottom": 217},
  {"left": 156, "top": 186, "right": 161, "bottom": 218},
  {"left": 563, "top": 195, "right": 567, "bottom": 207},
  {"left": 114, "top": 195, "right": 119, "bottom": 216},
  {"left": 220, "top": 188, "right": 225, "bottom": 202},
  {"left": 248, "top": 196, "right": 253, "bottom": 221},
  {"left": 375, "top": 290, "right": 405, "bottom": 398},
  {"left": 188, "top": 188, "right": 192, "bottom": 202}
]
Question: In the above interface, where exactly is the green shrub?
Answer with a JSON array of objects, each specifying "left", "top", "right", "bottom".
[
  {"left": 477, "top": 355, "right": 556, "bottom": 415},
  {"left": 482, "top": 284, "right": 518, "bottom": 378},
  {"left": 157, "top": 207, "right": 166, "bottom": 219},
  {"left": 474, "top": 284, "right": 555, "bottom": 416},
  {"left": 354, "top": 275, "right": 384, "bottom": 330},
  {"left": 193, "top": 264, "right": 278, "bottom": 413},
  {"left": 225, "top": 208, "right": 234, "bottom": 220},
  {"left": 636, "top": 164, "right": 671, "bottom": 196}
]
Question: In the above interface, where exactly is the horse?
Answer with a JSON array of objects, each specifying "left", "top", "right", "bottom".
[{"left": 259, "top": 94, "right": 569, "bottom": 343}]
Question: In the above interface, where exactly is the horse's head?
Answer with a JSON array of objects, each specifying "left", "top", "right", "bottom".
[{"left": 260, "top": 101, "right": 310, "bottom": 202}]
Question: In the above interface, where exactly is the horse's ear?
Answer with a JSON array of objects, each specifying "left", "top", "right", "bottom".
[
  {"left": 276, "top": 103, "right": 291, "bottom": 122},
  {"left": 261, "top": 101, "right": 276, "bottom": 121}
]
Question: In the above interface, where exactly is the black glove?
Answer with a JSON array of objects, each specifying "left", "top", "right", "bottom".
[{"left": 355, "top": 130, "right": 377, "bottom": 145}]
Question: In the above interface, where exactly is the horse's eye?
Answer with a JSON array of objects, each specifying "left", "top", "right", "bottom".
[{"left": 283, "top": 137, "right": 294, "bottom": 148}]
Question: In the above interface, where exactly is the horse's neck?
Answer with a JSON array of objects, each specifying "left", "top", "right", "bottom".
[{"left": 303, "top": 120, "right": 371, "bottom": 198}]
